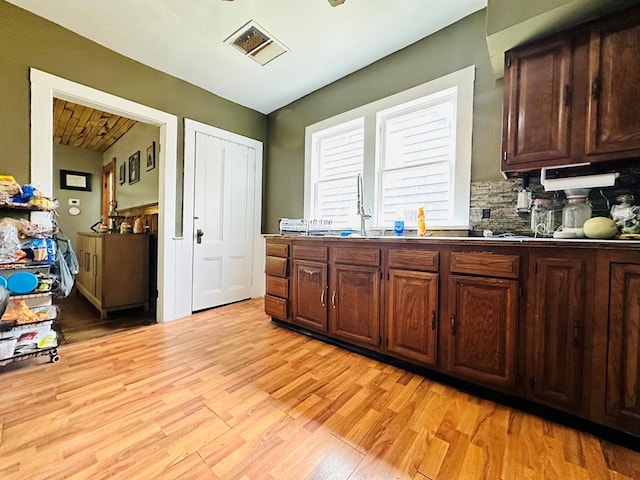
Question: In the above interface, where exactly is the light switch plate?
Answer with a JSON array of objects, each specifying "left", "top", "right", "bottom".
[{"left": 69, "top": 198, "right": 80, "bottom": 206}]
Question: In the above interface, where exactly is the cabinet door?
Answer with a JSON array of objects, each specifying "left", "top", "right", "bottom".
[
  {"left": 587, "top": 10, "right": 640, "bottom": 157},
  {"left": 292, "top": 260, "right": 327, "bottom": 332},
  {"left": 387, "top": 269, "right": 438, "bottom": 366},
  {"left": 329, "top": 264, "right": 380, "bottom": 348},
  {"left": 606, "top": 263, "right": 640, "bottom": 429},
  {"left": 448, "top": 276, "right": 518, "bottom": 390},
  {"left": 77, "top": 235, "right": 96, "bottom": 296},
  {"left": 528, "top": 255, "right": 590, "bottom": 411},
  {"left": 502, "top": 36, "right": 573, "bottom": 170}
]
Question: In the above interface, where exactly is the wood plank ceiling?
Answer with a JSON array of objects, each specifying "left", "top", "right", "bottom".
[{"left": 53, "top": 98, "right": 137, "bottom": 152}]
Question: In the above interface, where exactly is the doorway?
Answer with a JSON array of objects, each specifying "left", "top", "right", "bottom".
[{"left": 29, "top": 68, "right": 182, "bottom": 323}]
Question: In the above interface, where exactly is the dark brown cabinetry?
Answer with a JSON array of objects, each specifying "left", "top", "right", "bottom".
[
  {"left": 527, "top": 253, "right": 593, "bottom": 413},
  {"left": 292, "top": 260, "right": 327, "bottom": 332},
  {"left": 328, "top": 246, "right": 381, "bottom": 349},
  {"left": 264, "top": 237, "right": 640, "bottom": 438},
  {"left": 264, "top": 239, "right": 290, "bottom": 321},
  {"left": 502, "top": 36, "right": 574, "bottom": 170},
  {"left": 446, "top": 252, "right": 519, "bottom": 391},
  {"left": 387, "top": 269, "right": 438, "bottom": 366},
  {"left": 291, "top": 243, "right": 328, "bottom": 332},
  {"left": 386, "top": 248, "right": 439, "bottom": 366},
  {"left": 586, "top": 9, "right": 640, "bottom": 158},
  {"left": 329, "top": 264, "right": 380, "bottom": 348},
  {"left": 604, "top": 262, "right": 640, "bottom": 432},
  {"left": 502, "top": 6, "right": 640, "bottom": 174}
]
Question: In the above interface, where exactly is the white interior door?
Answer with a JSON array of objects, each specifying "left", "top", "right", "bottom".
[{"left": 192, "top": 131, "right": 256, "bottom": 311}]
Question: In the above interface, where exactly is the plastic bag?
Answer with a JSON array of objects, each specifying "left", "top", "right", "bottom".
[
  {"left": 0, "top": 224, "right": 22, "bottom": 263},
  {"left": 56, "top": 230, "right": 79, "bottom": 275},
  {"left": 51, "top": 252, "right": 74, "bottom": 298}
]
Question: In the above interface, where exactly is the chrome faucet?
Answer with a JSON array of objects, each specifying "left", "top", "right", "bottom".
[{"left": 356, "top": 173, "right": 371, "bottom": 236}]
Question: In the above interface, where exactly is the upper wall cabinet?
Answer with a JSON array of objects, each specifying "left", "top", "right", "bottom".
[
  {"left": 586, "top": 10, "right": 640, "bottom": 157},
  {"left": 501, "top": 6, "right": 640, "bottom": 175}
]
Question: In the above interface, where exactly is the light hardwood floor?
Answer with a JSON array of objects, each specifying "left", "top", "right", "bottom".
[{"left": 0, "top": 298, "right": 638, "bottom": 480}]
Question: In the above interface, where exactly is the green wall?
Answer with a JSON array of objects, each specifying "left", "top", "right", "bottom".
[
  {"left": 0, "top": 0, "right": 266, "bottom": 223},
  {"left": 53, "top": 144, "right": 103, "bottom": 251},
  {"left": 264, "top": 10, "right": 502, "bottom": 233}
]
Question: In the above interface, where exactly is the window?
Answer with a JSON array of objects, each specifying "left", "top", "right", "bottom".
[
  {"left": 310, "top": 119, "right": 364, "bottom": 228},
  {"left": 305, "top": 66, "right": 474, "bottom": 230}
]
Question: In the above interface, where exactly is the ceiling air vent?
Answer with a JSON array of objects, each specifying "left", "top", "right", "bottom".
[{"left": 224, "top": 21, "right": 288, "bottom": 66}]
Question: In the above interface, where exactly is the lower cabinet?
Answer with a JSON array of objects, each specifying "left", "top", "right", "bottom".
[
  {"left": 387, "top": 269, "right": 438, "bottom": 366},
  {"left": 264, "top": 238, "right": 640, "bottom": 438},
  {"left": 527, "top": 253, "right": 592, "bottom": 413},
  {"left": 329, "top": 264, "right": 380, "bottom": 348},
  {"left": 264, "top": 241, "right": 290, "bottom": 321},
  {"left": 605, "top": 262, "right": 640, "bottom": 431},
  {"left": 292, "top": 260, "right": 327, "bottom": 332},
  {"left": 447, "top": 275, "right": 519, "bottom": 391},
  {"left": 76, "top": 233, "right": 149, "bottom": 319}
]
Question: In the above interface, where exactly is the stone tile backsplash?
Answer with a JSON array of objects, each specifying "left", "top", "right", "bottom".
[{"left": 469, "top": 165, "right": 640, "bottom": 236}]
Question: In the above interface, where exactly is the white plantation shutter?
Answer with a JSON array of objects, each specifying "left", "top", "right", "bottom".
[
  {"left": 312, "top": 119, "right": 364, "bottom": 227},
  {"left": 378, "top": 94, "right": 456, "bottom": 226},
  {"left": 305, "top": 66, "right": 474, "bottom": 230}
]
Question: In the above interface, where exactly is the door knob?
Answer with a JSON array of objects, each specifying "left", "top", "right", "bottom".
[{"left": 196, "top": 229, "right": 204, "bottom": 244}]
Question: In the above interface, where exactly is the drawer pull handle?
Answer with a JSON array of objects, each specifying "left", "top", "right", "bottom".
[
  {"left": 320, "top": 288, "right": 325, "bottom": 307},
  {"left": 303, "top": 269, "right": 315, "bottom": 275},
  {"left": 451, "top": 314, "right": 456, "bottom": 335},
  {"left": 431, "top": 311, "right": 436, "bottom": 330},
  {"left": 331, "top": 291, "right": 337, "bottom": 309}
]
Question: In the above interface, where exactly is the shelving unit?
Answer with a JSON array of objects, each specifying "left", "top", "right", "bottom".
[{"left": 0, "top": 200, "right": 61, "bottom": 368}]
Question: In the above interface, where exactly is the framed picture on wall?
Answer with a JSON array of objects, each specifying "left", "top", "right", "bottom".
[
  {"left": 119, "top": 162, "right": 126, "bottom": 185},
  {"left": 60, "top": 170, "right": 91, "bottom": 191},
  {"left": 129, "top": 151, "right": 140, "bottom": 185},
  {"left": 146, "top": 142, "right": 156, "bottom": 171}
]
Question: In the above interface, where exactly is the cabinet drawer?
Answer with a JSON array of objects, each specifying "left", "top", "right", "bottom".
[
  {"left": 265, "top": 256, "right": 288, "bottom": 278},
  {"left": 266, "top": 275, "right": 289, "bottom": 298},
  {"left": 450, "top": 252, "right": 519, "bottom": 279},
  {"left": 388, "top": 248, "right": 439, "bottom": 272},
  {"left": 292, "top": 244, "right": 328, "bottom": 261},
  {"left": 266, "top": 242, "right": 289, "bottom": 257},
  {"left": 331, "top": 246, "right": 380, "bottom": 266},
  {"left": 265, "top": 295, "right": 287, "bottom": 320}
]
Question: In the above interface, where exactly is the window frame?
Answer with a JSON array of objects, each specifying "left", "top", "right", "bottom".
[{"left": 304, "top": 65, "right": 475, "bottom": 230}]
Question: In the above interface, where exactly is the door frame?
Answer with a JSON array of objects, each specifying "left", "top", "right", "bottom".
[
  {"left": 183, "top": 118, "right": 264, "bottom": 314},
  {"left": 30, "top": 68, "right": 180, "bottom": 323}
]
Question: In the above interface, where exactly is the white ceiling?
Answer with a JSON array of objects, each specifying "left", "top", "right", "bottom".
[{"left": 8, "top": 0, "right": 487, "bottom": 114}]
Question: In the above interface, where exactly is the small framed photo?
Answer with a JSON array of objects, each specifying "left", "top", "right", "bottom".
[
  {"left": 146, "top": 141, "right": 156, "bottom": 171},
  {"left": 60, "top": 170, "right": 91, "bottom": 191},
  {"left": 129, "top": 151, "right": 140, "bottom": 185},
  {"left": 119, "top": 162, "right": 126, "bottom": 185}
]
